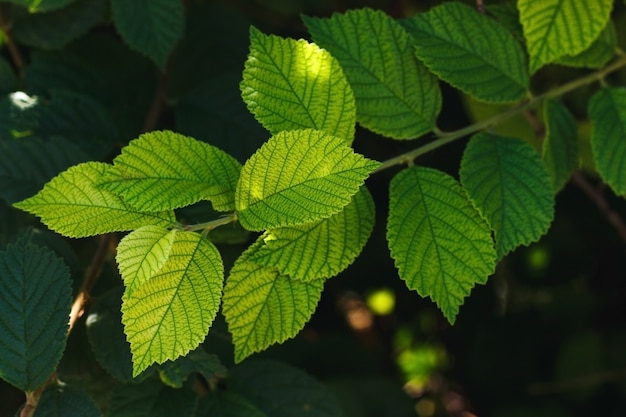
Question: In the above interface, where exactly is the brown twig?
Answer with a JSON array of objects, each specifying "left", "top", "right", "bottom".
[
  {"left": 571, "top": 172, "right": 626, "bottom": 244},
  {"left": 0, "top": 6, "right": 25, "bottom": 76},
  {"left": 142, "top": 69, "right": 169, "bottom": 133}
]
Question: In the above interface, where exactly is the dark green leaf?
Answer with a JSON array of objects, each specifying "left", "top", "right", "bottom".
[
  {"left": 12, "top": 0, "right": 107, "bottom": 50},
  {"left": 33, "top": 385, "right": 100, "bottom": 417},
  {"left": 111, "top": 0, "right": 184, "bottom": 70},
  {"left": 0, "top": 57, "right": 17, "bottom": 95},
  {"left": 543, "top": 100, "right": 578, "bottom": 192},
  {"left": 106, "top": 378, "right": 196, "bottom": 417},
  {"left": 158, "top": 348, "right": 226, "bottom": 388},
  {"left": 0, "top": 232, "right": 71, "bottom": 391},
  {"left": 229, "top": 359, "right": 343, "bottom": 417},
  {"left": 197, "top": 391, "right": 268, "bottom": 417},
  {"left": 4, "top": 0, "right": 76, "bottom": 13}
]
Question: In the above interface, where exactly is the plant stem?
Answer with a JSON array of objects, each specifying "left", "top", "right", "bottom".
[
  {"left": 375, "top": 53, "right": 626, "bottom": 172},
  {"left": 0, "top": 6, "right": 24, "bottom": 76},
  {"left": 183, "top": 212, "right": 238, "bottom": 232}
]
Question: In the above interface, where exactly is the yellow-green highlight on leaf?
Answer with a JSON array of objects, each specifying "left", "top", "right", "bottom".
[
  {"left": 250, "top": 186, "right": 375, "bottom": 282},
  {"left": 121, "top": 231, "right": 223, "bottom": 376},
  {"left": 460, "top": 133, "right": 555, "bottom": 260},
  {"left": 99, "top": 130, "right": 241, "bottom": 213},
  {"left": 241, "top": 27, "right": 356, "bottom": 142},
  {"left": 518, "top": 0, "right": 613, "bottom": 73},
  {"left": 303, "top": 8, "right": 441, "bottom": 139},
  {"left": 13, "top": 162, "right": 176, "bottom": 238},
  {"left": 5, "top": 0, "right": 74, "bottom": 13},
  {"left": 589, "top": 88, "right": 626, "bottom": 196},
  {"left": 235, "top": 129, "right": 380, "bottom": 231},
  {"left": 543, "top": 100, "right": 578, "bottom": 192},
  {"left": 222, "top": 248, "right": 323, "bottom": 363},
  {"left": 556, "top": 21, "right": 617, "bottom": 69},
  {"left": 387, "top": 166, "right": 496, "bottom": 324},
  {"left": 401, "top": 2, "right": 528, "bottom": 103},
  {"left": 116, "top": 225, "right": 176, "bottom": 298}
]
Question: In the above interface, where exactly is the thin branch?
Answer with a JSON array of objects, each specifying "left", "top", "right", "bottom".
[
  {"left": 68, "top": 233, "right": 116, "bottom": 333},
  {"left": 571, "top": 172, "right": 626, "bottom": 244},
  {"left": 0, "top": 6, "right": 25, "bottom": 76},
  {"left": 374, "top": 53, "right": 626, "bottom": 173},
  {"left": 183, "top": 212, "right": 238, "bottom": 233},
  {"left": 142, "top": 70, "right": 169, "bottom": 133}
]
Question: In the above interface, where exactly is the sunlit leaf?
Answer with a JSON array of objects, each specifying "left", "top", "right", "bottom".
[
  {"left": 13, "top": 162, "right": 176, "bottom": 238},
  {"left": 0, "top": 232, "right": 71, "bottom": 391},
  {"left": 241, "top": 27, "right": 355, "bottom": 141},
  {"left": 99, "top": 130, "right": 242, "bottom": 212},
  {"left": 589, "top": 88, "right": 626, "bottom": 196},
  {"left": 401, "top": 2, "right": 528, "bottom": 103},
  {"left": 543, "top": 100, "right": 578, "bottom": 192},
  {"left": 116, "top": 225, "right": 176, "bottom": 299},
  {"left": 250, "top": 187, "right": 375, "bottom": 281},
  {"left": 518, "top": 0, "right": 613, "bottom": 73},
  {"left": 303, "top": 8, "right": 441, "bottom": 139},
  {"left": 121, "top": 231, "right": 223, "bottom": 376},
  {"left": 222, "top": 245, "right": 323, "bottom": 363},
  {"left": 460, "top": 133, "right": 555, "bottom": 259},
  {"left": 111, "top": 0, "right": 184, "bottom": 70},
  {"left": 387, "top": 166, "right": 496, "bottom": 323},
  {"left": 557, "top": 22, "right": 617, "bottom": 69},
  {"left": 235, "top": 129, "right": 379, "bottom": 231}
]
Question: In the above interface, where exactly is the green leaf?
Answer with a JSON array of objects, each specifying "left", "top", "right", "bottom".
[
  {"left": 0, "top": 57, "right": 17, "bottom": 95},
  {"left": 460, "top": 133, "right": 555, "bottom": 259},
  {"left": 11, "top": 0, "right": 107, "bottom": 50},
  {"left": 198, "top": 391, "right": 268, "bottom": 417},
  {"left": 111, "top": 0, "right": 184, "bottom": 70},
  {"left": 222, "top": 247, "right": 323, "bottom": 363},
  {"left": 4, "top": 0, "right": 75, "bottom": 13},
  {"left": 235, "top": 129, "right": 379, "bottom": 231},
  {"left": 387, "top": 166, "right": 496, "bottom": 324},
  {"left": 518, "top": 0, "right": 613, "bottom": 73},
  {"left": 229, "top": 359, "right": 344, "bottom": 417},
  {"left": 589, "top": 88, "right": 626, "bottom": 196},
  {"left": 158, "top": 348, "right": 227, "bottom": 388},
  {"left": 13, "top": 162, "right": 176, "bottom": 238},
  {"left": 107, "top": 378, "right": 196, "bottom": 417},
  {"left": 116, "top": 225, "right": 176, "bottom": 299},
  {"left": 250, "top": 186, "right": 375, "bottom": 281},
  {"left": 543, "top": 100, "right": 578, "bottom": 192},
  {"left": 33, "top": 385, "right": 101, "bottom": 417},
  {"left": 401, "top": 2, "right": 528, "bottom": 103},
  {"left": 121, "top": 231, "right": 223, "bottom": 376},
  {"left": 556, "top": 22, "right": 617, "bottom": 69},
  {"left": 303, "top": 8, "right": 441, "bottom": 139},
  {"left": 0, "top": 232, "right": 71, "bottom": 391},
  {"left": 0, "top": 136, "right": 90, "bottom": 205},
  {"left": 240, "top": 27, "right": 356, "bottom": 141},
  {"left": 99, "top": 130, "right": 242, "bottom": 212}
]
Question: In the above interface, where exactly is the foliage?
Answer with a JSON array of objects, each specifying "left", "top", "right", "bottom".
[{"left": 1, "top": 0, "right": 626, "bottom": 416}]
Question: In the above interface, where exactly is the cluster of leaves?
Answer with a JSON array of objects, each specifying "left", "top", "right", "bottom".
[{"left": 1, "top": 0, "right": 626, "bottom": 416}]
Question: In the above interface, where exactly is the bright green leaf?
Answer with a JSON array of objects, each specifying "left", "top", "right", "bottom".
[
  {"left": 0, "top": 232, "right": 71, "bottom": 391},
  {"left": 387, "top": 166, "right": 496, "bottom": 324},
  {"left": 229, "top": 359, "right": 344, "bottom": 417},
  {"left": 557, "top": 22, "right": 617, "bottom": 69},
  {"left": 158, "top": 348, "right": 227, "bottom": 388},
  {"left": 12, "top": 0, "right": 107, "bottom": 50},
  {"left": 99, "top": 130, "right": 242, "bottom": 212},
  {"left": 250, "top": 186, "right": 374, "bottom": 281},
  {"left": 111, "top": 0, "right": 184, "bottom": 70},
  {"left": 589, "top": 88, "right": 626, "bottom": 196},
  {"left": 13, "top": 162, "right": 176, "bottom": 238},
  {"left": 116, "top": 225, "right": 176, "bottom": 299},
  {"left": 543, "top": 100, "right": 578, "bottom": 192},
  {"left": 121, "top": 231, "right": 223, "bottom": 376},
  {"left": 241, "top": 27, "right": 356, "bottom": 141},
  {"left": 0, "top": 136, "right": 90, "bottom": 205},
  {"left": 460, "top": 133, "right": 555, "bottom": 259},
  {"left": 235, "top": 129, "right": 379, "bottom": 231},
  {"left": 222, "top": 246, "right": 323, "bottom": 362},
  {"left": 518, "top": 0, "right": 613, "bottom": 73},
  {"left": 303, "top": 8, "right": 441, "bottom": 139},
  {"left": 401, "top": 2, "right": 528, "bottom": 103},
  {"left": 33, "top": 385, "right": 101, "bottom": 417}
]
